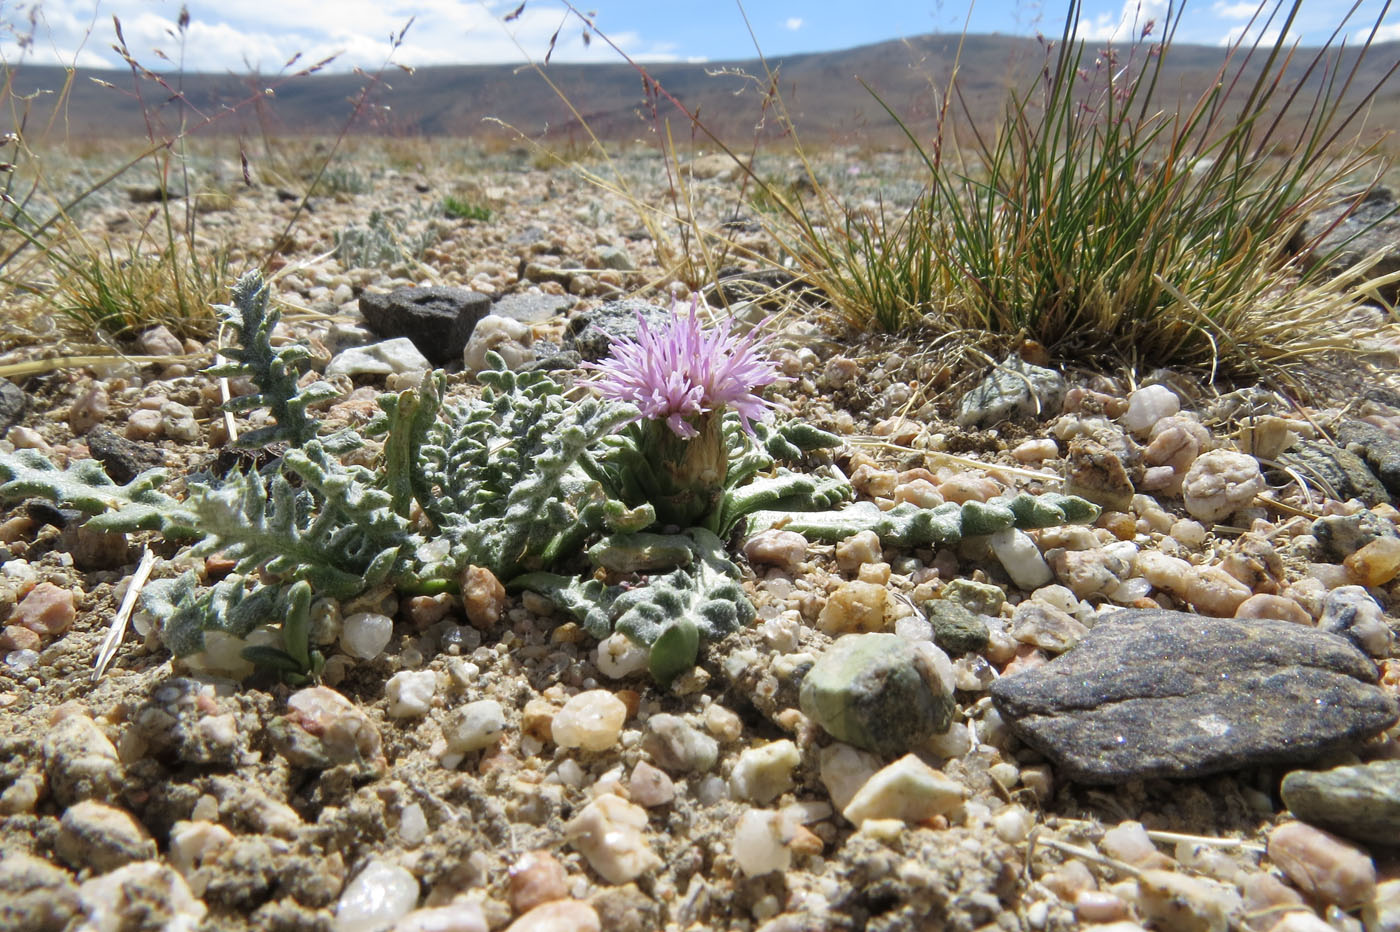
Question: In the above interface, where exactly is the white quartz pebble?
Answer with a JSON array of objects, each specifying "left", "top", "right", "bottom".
[
  {"left": 1122, "top": 385, "right": 1181, "bottom": 435},
  {"left": 341, "top": 612, "right": 394, "bottom": 660},
  {"left": 386, "top": 671, "right": 437, "bottom": 718},
  {"left": 442, "top": 700, "right": 506, "bottom": 754},
  {"left": 391, "top": 902, "right": 488, "bottom": 932},
  {"left": 841, "top": 754, "right": 967, "bottom": 826},
  {"left": 818, "top": 743, "right": 883, "bottom": 811},
  {"left": 335, "top": 859, "right": 420, "bottom": 932},
  {"left": 732, "top": 809, "right": 792, "bottom": 877},
  {"left": 595, "top": 633, "right": 649, "bottom": 679},
  {"left": 1182, "top": 450, "right": 1265, "bottom": 523},
  {"left": 552, "top": 690, "right": 627, "bottom": 752},
  {"left": 565, "top": 794, "right": 659, "bottom": 884},
  {"left": 989, "top": 528, "right": 1054, "bottom": 589},
  {"left": 729, "top": 740, "right": 800, "bottom": 804}
]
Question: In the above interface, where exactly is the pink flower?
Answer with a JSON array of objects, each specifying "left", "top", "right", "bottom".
[{"left": 586, "top": 296, "right": 785, "bottom": 438}]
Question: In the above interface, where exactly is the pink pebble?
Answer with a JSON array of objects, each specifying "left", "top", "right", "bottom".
[{"left": 11, "top": 582, "right": 78, "bottom": 636}]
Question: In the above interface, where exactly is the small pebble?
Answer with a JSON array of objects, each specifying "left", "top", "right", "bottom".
[
  {"left": 285, "top": 686, "right": 384, "bottom": 767},
  {"left": 508, "top": 849, "right": 570, "bottom": 914},
  {"left": 341, "top": 611, "right": 393, "bottom": 660},
  {"left": 729, "top": 739, "right": 799, "bottom": 804},
  {"left": 744, "top": 529, "right": 809, "bottom": 570},
  {"left": 335, "top": 859, "right": 420, "bottom": 932},
  {"left": 393, "top": 903, "right": 488, "bottom": 932},
  {"left": 1234, "top": 593, "right": 1311, "bottom": 625},
  {"left": 386, "top": 670, "right": 437, "bottom": 718},
  {"left": 732, "top": 809, "right": 791, "bottom": 876},
  {"left": 817, "top": 580, "right": 888, "bottom": 634},
  {"left": 1267, "top": 821, "right": 1376, "bottom": 909},
  {"left": 11, "top": 581, "right": 78, "bottom": 636},
  {"left": 551, "top": 690, "right": 627, "bottom": 752},
  {"left": 641, "top": 713, "right": 718, "bottom": 773},
  {"left": 56, "top": 799, "right": 156, "bottom": 873},
  {"left": 1344, "top": 535, "right": 1400, "bottom": 586},
  {"left": 841, "top": 753, "right": 967, "bottom": 826},
  {"left": 1101, "top": 821, "right": 1173, "bottom": 869},
  {"left": 1136, "top": 869, "right": 1243, "bottom": 932},
  {"left": 77, "top": 862, "right": 205, "bottom": 931},
  {"left": 565, "top": 793, "right": 660, "bottom": 884},
  {"left": 68, "top": 386, "right": 110, "bottom": 434},
  {"left": 1182, "top": 450, "right": 1265, "bottom": 523},
  {"left": 989, "top": 528, "right": 1053, "bottom": 589},
  {"left": 627, "top": 760, "right": 675, "bottom": 807},
  {"left": 1122, "top": 385, "right": 1181, "bottom": 435},
  {"left": 503, "top": 900, "right": 600, "bottom": 932},
  {"left": 835, "top": 530, "right": 883, "bottom": 572},
  {"left": 595, "top": 632, "right": 649, "bottom": 679},
  {"left": 461, "top": 565, "right": 507, "bottom": 629},
  {"left": 442, "top": 699, "right": 506, "bottom": 754},
  {"left": 168, "top": 819, "right": 235, "bottom": 877}
]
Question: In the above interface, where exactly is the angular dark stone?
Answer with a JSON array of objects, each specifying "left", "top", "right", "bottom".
[
  {"left": 955, "top": 355, "right": 1065, "bottom": 428},
  {"left": 1311, "top": 509, "right": 1396, "bottom": 561},
  {"left": 1280, "top": 439, "right": 1390, "bottom": 507},
  {"left": 989, "top": 610, "right": 1398, "bottom": 784},
  {"left": 0, "top": 378, "right": 28, "bottom": 433},
  {"left": 85, "top": 426, "right": 165, "bottom": 485},
  {"left": 563, "top": 298, "right": 671, "bottom": 362},
  {"left": 358, "top": 286, "right": 491, "bottom": 365},
  {"left": 923, "top": 599, "right": 989, "bottom": 657},
  {"left": 1338, "top": 419, "right": 1400, "bottom": 500}
]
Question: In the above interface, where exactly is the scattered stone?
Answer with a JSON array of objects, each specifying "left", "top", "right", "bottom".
[
  {"left": 744, "top": 529, "right": 809, "bottom": 570},
  {"left": 442, "top": 699, "right": 507, "bottom": 754},
  {"left": 505, "top": 900, "right": 600, "bottom": 932},
  {"left": 168, "top": 819, "right": 235, "bottom": 878},
  {"left": 56, "top": 800, "right": 156, "bottom": 873},
  {"left": 139, "top": 324, "right": 184, "bottom": 356},
  {"left": 989, "top": 528, "right": 1054, "bottom": 590},
  {"left": 1281, "top": 439, "right": 1391, "bottom": 507},
  {"left": 799, "top": 632, "right": 954, "bottom": 756},
  {"left": 508, "top": 850, "right": 570, "bottom": 914},
  {"left": 11, "top": 582, "right": 78, "bottom": 636},
  {"left": 341, "top": 611, "right": 393, "bottom": 660},
  {"left": 279, "top": 686, "right": 385, "bottom": 770},
  {"left": 627, "top": 760, "right": 675, "bottom": 807},
  {"left": 835, "top": 530, "right": 883, "bottom": 571},
  {"left": 76, "top": 862, "right": 206, "bottom": 931},
  {"left": 922, "top": 599, "right": 990, "bottom": 657},
  {"left": 1344, "top": 534, "right": 1400, "bottom": 586},
  {"left": 463, "top": 315, "right": 535, "bottom": 373},
  {"left": 68, "top": 385, "right": 110, "bottom": 435},
  {"left": 565, "top": 794, "right": 660, "bottom": 884},
  {"left": 641, "top": 713, "right": 718, "bottom": 773},
  {"left": 491, "top": 292, "right": 575, "bottom": 324},
  {"left": 941, "top": 578, "right": 1006, "bottom": 616},
  {"left": 595, "top": 244, "right": 635, "bottom": 271},
  {"left": 816, "top": 580, "right": 888, "bottom": 635},
  {"left": 0, "top": 378, "right": 28, "bottom": 433},
  {"left": 990, "top": 610, "right": 1398, "bottom": 783},
  {"left": 841, "top": 753, "right": 967, "bottom": 826},
  {"left": 729, "top": 739, "right": 800, "bottom": 804},
  {"left": 1318, "top": 585, "right": 1395, "bottom": 657},
  {"left": 1311, "top": 510, "right": 1396, "bottom": 561},
  {"left": 732, "top": 809, "right": 791, "bottom": 876},
  {"left": 1009, "top": 601, "right": 1089, "bottom": 653},
  {"left": 1367, "top": 880, "right": 1400, "bottom": 932},
  {"left": 335, "top": 859, "right": 420, "bottom": 932},
  {"left": 1280, "top": 760, "right": 1400, "bottom": 845},
  {"left": 563, "top": 298, "right": 670, "bottom": 361},
  {"left": 595, "top": 632, "right": 650, "bottom": 679},
  {"left": 42, "top": 710, "right": 123, "bottom": 805},
  {"left": 159, "top": 401, "right": 200, "bottom": 442},
  {"left": 0, "top": 851, "right": 80, "bottom": 932},
  {"left": 1338, "top": 419, "right": 1400, "bottom": 498},
  {"left": 1182, "top": 450, "right": 1266, "bottom": 522},
  {"left": 325, "top": 338, "right": 431, "bottom": 379},
  {"left": 1121, "top": 385, "right": 1181, "bottom": 435},
  {"left": 1136, "top": 868, "right": 1243, "bottom": 932},
  {"left": 394, "top": 903, "right": 489, "bottom": 932},
  {"left": 385, "top": 670, "right": 437, "bottom": 718},
  {"left": 1267, "top": 821, "right": 1376, "bottom": 909},
  {"left": 461, "top": 565, "right": 506, "bottom": 630},
  {"left": 1063, "top": 436, "right": 1135, "bottom": 511},
  {"left": 552, "top": 690, "right": 627, "bottom": 752},
  {"left": 86, "top": 425, "right": 165, "bottom": 484},
  {"left": 359, "top": 285, "right": 491, "bottom": 365},
  {"left": 955, "top": 355, "right": 1065, "bottom": 428}
]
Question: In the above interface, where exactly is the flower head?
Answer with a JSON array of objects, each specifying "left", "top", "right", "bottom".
[{"left": 586, "top": 295, "right": 786, "bottom": 438}]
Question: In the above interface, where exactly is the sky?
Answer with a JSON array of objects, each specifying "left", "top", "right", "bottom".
[{"left": 1, "top": 0, "right": 1396, "bottom": 74}]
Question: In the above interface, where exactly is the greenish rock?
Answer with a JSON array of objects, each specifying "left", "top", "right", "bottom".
[
  {"left": 799, "top": 633, "right": 953, "bottom": 757},
  {"left": 941, "top": 579, "right": 1005, "bottom": 617},
  {"left": 1281, "top": 761, "right": 1400, "bottom": 845},
  {"left": 923, "top": 599, "right": 990, "bottom": 657}
]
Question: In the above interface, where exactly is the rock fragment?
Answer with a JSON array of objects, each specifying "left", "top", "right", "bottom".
[
  {"left": 565, "top": 794, "right": 660, "bottom": 884},
  {"left": 1280, "top": 761, "right": 1400, "bottom": 845}
]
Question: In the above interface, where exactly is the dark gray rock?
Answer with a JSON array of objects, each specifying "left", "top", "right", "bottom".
[
  {"left": 85, "top": 426, "right": 165, "bottom": 485},
  {"left": 564, "top": 298, "right": 671, "bottom": 362},
  {"left": 1280, "top": 439, "right": 1390, "bottom": 507},
  {"left": 955, "top": 355, "right": 1065, "bottom": 428},
  {"left": 923, "top": 599, "right": 990, "bottom": 657},
  {"left": 989, "top": 610, "right": 1397, "bottom": 784},
  {"left": 1300, "top": 187, "right": 1400, "bottom": 306},
  {"left": 1338, "top": 420, "right": 1400, "bottom": 500},
  {"left": 1281, "top": 760, "right": 1400, "bottom": 845},
  {"left": 799, "top": 632, "right": 954, "bottom": 757},
  {"left": 358, "top": 286, "right": 491, "bottom": 366},
  {"left": 490, "top": 292, "right": 575, "bottom": 324},
  {"left": 0, "top": 379, "right": 26, "bottom": 432},
  {"left": 1311, "top": 509, "right": 1397, "bottom": 561}
]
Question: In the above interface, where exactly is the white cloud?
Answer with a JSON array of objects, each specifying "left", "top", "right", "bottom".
[
  {"left": 1372, "top": 22, "right": 1400, "bottom": 41},
  {"left": 1210, "top": 1, "right": 1261, "bottom": 20},
  {"left": 784, "top": 17, "right": 803, "bottom": 31},
  {"left": 1073, "top": 0, "right": 1169, "bottom": 42},
  {"left": 0, "top": 0, "right": 681, "bottom": 72}
]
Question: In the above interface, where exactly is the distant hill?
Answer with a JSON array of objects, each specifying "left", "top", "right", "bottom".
[{"left": 4, "top": 33, "right": 1396, "bottom": 147}]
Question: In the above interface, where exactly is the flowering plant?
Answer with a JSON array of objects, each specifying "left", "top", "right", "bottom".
[{"left": 586, "top": 296, "right": 786, "bottom": 527}]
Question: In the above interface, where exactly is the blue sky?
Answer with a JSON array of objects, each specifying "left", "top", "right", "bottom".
[{"left": 2, "top": 0, "right": 1395, "bottom": 72}]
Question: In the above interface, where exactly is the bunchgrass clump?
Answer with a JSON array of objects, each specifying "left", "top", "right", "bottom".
[{"left": 780, "top": 0, "right": 1397, "bottom": 373}]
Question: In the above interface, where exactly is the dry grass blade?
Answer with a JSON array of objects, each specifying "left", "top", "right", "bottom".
[{"left": 92, "top": 548, "right": 156, "bottom": 681}]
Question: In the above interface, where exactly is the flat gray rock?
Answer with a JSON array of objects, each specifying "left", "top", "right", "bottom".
[
  {"left": 564, "top": 298, "right": 671, "bottom": 362},
  {"left": 1339, "top": 419, "right": 1400, "bottom": 500},
  {"left": 1300, "top": 187, "right": 1400, "bottom": 306},
  {"left": 490, "top": 292, "right": 575, "bottom": 324},
  {"left": 990, "top": 610, "right": 1397, "bottom": 784},
  {"left": 1281, "top": 761, "right": 1400, "bottom": 845},
  {"left": 1280, "top": 439, "right": 1390, "bottom": 507}
]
